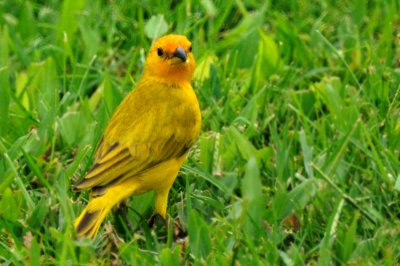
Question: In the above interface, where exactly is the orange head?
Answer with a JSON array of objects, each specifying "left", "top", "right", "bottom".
[{"left": 143, "top": 34, "right": 195, "bottom": 85}]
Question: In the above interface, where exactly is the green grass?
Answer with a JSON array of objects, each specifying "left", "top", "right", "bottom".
[{"left": 1, "top": 0, "right": 399, "bottom": 264}]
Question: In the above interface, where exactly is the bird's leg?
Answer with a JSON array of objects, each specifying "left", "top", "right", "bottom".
[
  {"left": 149, "top": 188, "right": 171, "bottom": 229},
  {"left": 148, "top": 213, "right": 169, "bottom": 242}
]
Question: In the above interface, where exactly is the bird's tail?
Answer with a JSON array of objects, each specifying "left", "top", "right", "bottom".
[
  {"left": 74, "top": 183, "right": 136, "bottom": 238},
  {"left": 74, "top": 196, "right": 113, "bottom": 238}
]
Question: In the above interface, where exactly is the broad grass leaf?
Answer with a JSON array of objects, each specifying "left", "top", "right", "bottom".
[
  {"left": 27, "top": 198, "right": 49, "bottom": 229},
  {"left": 58, "top": 111, "right": 86, "bottom": 146},
  {"left": 0, "top": 27, "right": 10, "bottom": 136},
  {"left": 88, "top": 82, "right": 104, "bottom": 112},
  {"left": 259, "top": 31, "right": 282, "bottom": 77},
  {"left": 313, "top": 77, "right": 344, "bottom": 115},
  {"left": 199, "top": 133, "right": 216, "bottom": 173},
  {"left": 271, "top": 179, "right": 319, "bottom": 221},
  {"left": 188, "top": 209, "right": 211, "bottom": 259},
  {"left": 103, "top": 71, "right": 123, "bottom": 114},
  {"left": 56, "top": 0, "right": 86, "bottom": 45},
  {"left": 194, "top": 54, "right": 216, "bottom": 82},
  {"left": 299, "top": 129, "right": 314, "bottom": 178},
  {"left": 78, "top": 15, "right": 100, "bottom": 59},
  {"left": 29, "top": 236, "right": 41, "bottom": 266},
  {"left": 16, "top": 72, "right": 30, "bottom": 110},
  {"left": 241, "top": 157, "right": 262, "bottom": 201},
  {"left": 26, "top": 57, "right": 60, "bottom": 154},
  {"left": 219, "top": 7, "right": 266, "bottom": 50},
  {"left": 291, "top": 90, "right": 316, "bottom": 118},
  {"left": 312, "top": 77, "right": 360, "bottom": 134},
  {"left": 319, "top": 198, "right": 345, "bottom": 265},
  {"left": 395, "top": 174, "right": 400, "bottom": 192},
  {"left": 287, "top": 179, "right": 318, "bottom": 214},
  {"left": 159, "top": 246, "right": 182, "bottom": 266},
  {"left": 0, "top": 188, "right": 20, "bottom": 223},
  {"left": 0, "top": 171, "right": 14, "bottom": 194},
  {"left": 226, "top": 127, "right": 257, "bottom": 160},
  {"left": 220, "top": 7, "right": 267, "bottom": 68},
  {"left": 200, "top": 0, "right": 217, "bottom": 17},
  {"left": 145, "top": 15, "right": 168, "bottom": 41},
  {"left": 17, "top": 2, "right": 36, "bottom": 42},
  {"left": 197, "top": 61, "right": 221, "bottom": 106},
  {"left": 340, "top": 212, "right": 359, "bottom": 262},
  {"left": 241, "top": 157, "right": 264, "bottom": 237}
]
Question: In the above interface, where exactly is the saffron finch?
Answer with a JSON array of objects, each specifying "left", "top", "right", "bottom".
[{"left": 74, "top": 34, "right": 201, "bottom": 238}]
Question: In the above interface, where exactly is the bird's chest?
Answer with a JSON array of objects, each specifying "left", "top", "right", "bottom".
[
  {"left": 143, "top": 83, "right": 201, "bottom": 140},
  {"left": 168, "top": 95, "right": 201, "bottom": 136}
]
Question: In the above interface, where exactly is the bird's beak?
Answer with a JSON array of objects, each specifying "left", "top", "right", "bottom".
[{"left": 173, "top": 46, "right": 187, "bottom": 62}]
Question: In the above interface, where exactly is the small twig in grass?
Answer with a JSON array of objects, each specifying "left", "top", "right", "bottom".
[{"left": 311, "top": 163, "right": 377, "bottom": 225}]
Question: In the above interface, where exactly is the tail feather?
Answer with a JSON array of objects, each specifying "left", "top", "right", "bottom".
[
  {"left": 75, "top": 209, "right": 100, "bottom": 233},
  {"left": 74, "top": 199, "right": 111, "bottom": 238},
  {"left": 74, "top": 181, "right": 138, "bottom": 238}
]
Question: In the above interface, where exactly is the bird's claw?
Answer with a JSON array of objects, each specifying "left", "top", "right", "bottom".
[{"left": 148, "top": 213, "right": 168, "bottom": 229}]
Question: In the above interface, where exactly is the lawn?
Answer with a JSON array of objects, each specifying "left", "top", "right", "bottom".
[{"left": 0, "top": 0, "right": 399, "bottom": 264}]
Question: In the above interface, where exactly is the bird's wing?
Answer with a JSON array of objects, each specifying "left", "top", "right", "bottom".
[
  {"left": 74, "top": 132, "right": 191, "bottom": 191},
  {"left": 75, "top": 85, "right": 195, "bottom": 191}
]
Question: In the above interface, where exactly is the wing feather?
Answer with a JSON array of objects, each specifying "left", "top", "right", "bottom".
[{"left": 74, "top": 136, "right": 191, "bottom": 192}]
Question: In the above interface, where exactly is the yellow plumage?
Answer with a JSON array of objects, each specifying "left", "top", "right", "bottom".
[{"left": 74, "top": 34, "right": 201, "bottom": 238}]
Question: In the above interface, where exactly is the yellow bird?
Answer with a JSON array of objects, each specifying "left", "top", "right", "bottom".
[{"left": 73, "top": 34, "right": 201, "bottom": 238}]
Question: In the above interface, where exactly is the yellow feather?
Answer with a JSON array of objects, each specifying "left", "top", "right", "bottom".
[{"left": 74, "top": 34, "right": 201, "bottom": 238}]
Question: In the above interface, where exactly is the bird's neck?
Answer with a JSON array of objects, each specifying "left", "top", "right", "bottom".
[{"left": 143, "top": 72, "right": 192, "bottom": 88}]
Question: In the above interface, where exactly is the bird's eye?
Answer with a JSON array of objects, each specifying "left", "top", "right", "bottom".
[
  {"left": 157, "top": 47, "right": 164, "bottom": 57},
  {"left": 189, "top": 46, "right": 192, "bottom": 52}
]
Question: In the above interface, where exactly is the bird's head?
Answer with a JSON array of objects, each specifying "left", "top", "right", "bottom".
[{"left": 143, "top": 34, "right": 195, "bottom": 85}]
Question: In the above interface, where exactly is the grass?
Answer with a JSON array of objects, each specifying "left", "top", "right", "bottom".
[{"left": 0, "top": 0, "right": 399, "bottom": 264}]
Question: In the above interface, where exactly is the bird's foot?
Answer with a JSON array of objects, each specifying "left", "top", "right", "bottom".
[{"left": 148, "top": 213, "right": 168, "bottom": 229}]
